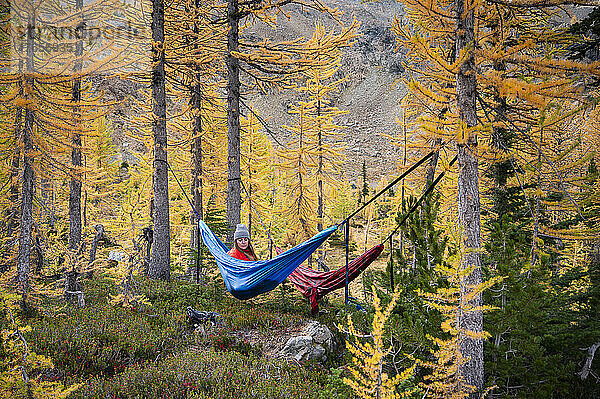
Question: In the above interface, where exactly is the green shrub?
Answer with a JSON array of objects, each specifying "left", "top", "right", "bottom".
[
  {"left": 318, "top": 368, "right": 357, "bottom": 399},
  {"left": 72, "top": 349, "right": 327, "bottom": 399},
  {"left": 26, "top": 303, "right": 191, "bottom": 377},
  {"left": 24, "top": 278, "right": 197, "bottom": 377},
  {"left": 209, "top": 334, "right": 261, "bottom": 357}
]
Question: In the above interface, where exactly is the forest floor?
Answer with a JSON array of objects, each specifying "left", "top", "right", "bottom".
[
  {"left": 12, "top": 217, "right": 391, "bottom": 398},
  {"left": 20, "top": 258, "right": 376, "bottom": 398},
  {"left": 22, "top": 278, "right": 322, "bottom": 397}
]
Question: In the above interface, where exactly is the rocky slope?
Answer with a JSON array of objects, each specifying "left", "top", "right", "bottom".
[{"left": 250, "top": 0, "right": 407, "bottom": 183}]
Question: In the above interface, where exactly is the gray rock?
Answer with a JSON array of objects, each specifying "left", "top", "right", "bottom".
[
  {"left": 280, "top": 322, "right": 335, "bottom": 363},
  {"left": 302, "top": 321, "right": 335, "bottom": 352},
  {"left": 280, "top": 336, "right": 326, "bottom": 363}
]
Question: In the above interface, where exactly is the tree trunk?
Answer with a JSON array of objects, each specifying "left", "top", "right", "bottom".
[
  {"left": 226, "top": 0, "right": 241, "bottom": 244},
  {"left": 424, "top": 138, "right": 442, "bottom": 190},
  {"left": 316, "top": 100, "right": 327, "bottom": 270},
  {"left": 148, "top": 0, "right": 170, "bottom": 280},
  {"left": 248, "top": 142, "right": 253, "bottom": 235},
  {"left": 68, "top": 120, "right": 82, "bottom": 252},
  {"left": 455, "top": 0, "right": 484, "bottom": 395},
  {"left": 532, "top": 128, "right": 543, "bottom": 268},
  {"left": 89, "top": 224, "right": 104, "bottom": 265},
  {"left": 188, "top": 51, "right": 203, "bottom": 276},
  {"left": 69, "top": 0, "right": 83, "bottom": 253},
  {"left": 317, "top": 99, "right": 323, "bottom": 233},
  {"left": 248, "top": 181, "right": 252, "bottom": 236},
  {"left": 17, "top": 12, "right": 36, "bottom": 306},
  {"left": 2, "top": 102, "right": 22, "bottom": 272},
  {"left": 32, "top": 234, "right": 43, "bottom": 274},
  {"left": 64, "top": 270, "right": 85, "bottom": 307}
]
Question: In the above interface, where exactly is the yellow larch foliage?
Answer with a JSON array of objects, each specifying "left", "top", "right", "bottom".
[
  {"left": 232, "top": 1, "right": 344, "bottom": 93},
  {"left": 241, "top": 105, "right": 278, "bottom": 256},
  {"left": 277, "top": 20, "right": 357, "bottom": 244},
  {"left": 302, "top": 20, "right": 356, "bottom": 232},
  {"left": 414, "top": 227, "right": 501, "bottom": 399},
  {"left": 341, "top": 287, "right": 418, "bottom": 399},
  {"left": 279, "top": 101, "right": 319, "bottom": 245},
  {"left": 0, "top": 290, "right": 81, "bottom": 398}
]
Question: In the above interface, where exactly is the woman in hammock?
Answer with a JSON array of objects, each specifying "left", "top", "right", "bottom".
[{"left": 227, "top": 224, "right": 258, "bottom": 261}]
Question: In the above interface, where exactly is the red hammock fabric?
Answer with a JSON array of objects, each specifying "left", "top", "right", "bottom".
[{"left": 287, "top": 244, "right": 384, "bottom": 314}]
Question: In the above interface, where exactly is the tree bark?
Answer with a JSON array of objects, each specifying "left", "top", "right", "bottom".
[
  {"left": 455, "top": 0, "right": 484, "bottom": 395},
  {"left": 188, "top": 42, "right": 203, "bottom": 276},
  {"left": 424, "top": 138, "right": 442, "bottom": 190},
  {"left": 17, "top": 12, "right": 36, "bottom": 306},
  {"left": 226, "top": 0, "right": 241, "bottom": 244},
  {"left": 69, "top": 0, "right": 84, "bottom": 253},
  {"left": 316, "top": 100, "right": 328, "bottom": 270},
  {"left": 32, "top": 234, "right": 43, "bottom": 274},
  {"left": 578, "top": 342, "right": 600, "bottom": 380},
  {"left": 148, "top": 0, "right": 170, "bottom": 280},
  {"left": 532, "top": 128, "right": 543, "bottom": 267},
  {"left": 2, "top": 103, "right": 22, "bottom": 272},
  {"left": 64, "top": 270, "right": 85, "bottom": 307},
  {"left": 317, "top": 99, "right": 324, "bottom": 233},
  {"left": 89, "top": 224, "right": 104, "bottom": 266},
  {"left": 68, "top": 121, "right": 82, "bottom": 251}
]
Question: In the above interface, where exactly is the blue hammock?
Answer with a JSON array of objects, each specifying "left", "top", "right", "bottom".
[{"left": 198, "top": 220, "right": 338, "bottom": 300}]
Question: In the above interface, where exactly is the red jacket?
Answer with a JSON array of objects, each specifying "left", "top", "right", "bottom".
[{"left": 227, "top": 247, "right": 256, "bottom": 261}]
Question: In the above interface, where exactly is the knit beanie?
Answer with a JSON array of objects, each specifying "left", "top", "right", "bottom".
[{"left": 233, "top": 224, "right": 250, "bottom": 241}]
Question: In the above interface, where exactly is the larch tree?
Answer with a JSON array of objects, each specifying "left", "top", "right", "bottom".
[
  {"left": 241, "top": 104, "right": 273, "bottom": 244},
  {"left": 162, "top": 0, "right": 225, "bottom": 275},
  {"left": 222, "top": 0, "right": 342, "bottom": 243},
  {"left": 277, "top": 19, "right": 356, "bottom": 245},
  {"left": 1, "top": 0, "right": 116, "bottom": 303},
  {"left": 296, "top": 20, "right": 355, "bottom": 264},
  {"left": 148, "top": 0, "right": 170, "bottom": 280},
  {"left": 415, "top": 228, "right": 501, "bottom": 399},
  {"left": 68, "top": 0, "right": 84, "bottom": 255},
  {"left": 394, "top": 0, "right": 485, "bottom": 389},
  {"left": 187, "top": 1, "right": 224, "bottom": 270},
  {"left": 453, "top": 0, "right": 484, "bottom": 392},
  {"left": 18, "top": 8, "right": 34, "bottom": 304},
  {"left": 279, "top": 99, "right": 319, "bottom": 244},
  {"left": 394, "top": 0, "right": 600, "bottom": 394},
  {"left": 226, "top": 0, "right": 241, "bottom": 244},
  {"left": 301, "top": 21, "right": 356, "bottom": 233}
]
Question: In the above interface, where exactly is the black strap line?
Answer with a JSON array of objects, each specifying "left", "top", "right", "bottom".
[
  {"left": 156, "top": 159, "right": 202, "bottom": 220},
  {"left": 239, "top": 179, "right": 275, "bottom": 247},
  {"left": 239, "top": 100, "right": 286, "bottom": 148},
  {"left": 384, "top": 155, "right": 457, "bottom": 243},
  {"left": 159, "top": 147, "right": 449, "bottom": 251},
  {"left": 342, "top": 145, "right": 445, "bottom": 223}
]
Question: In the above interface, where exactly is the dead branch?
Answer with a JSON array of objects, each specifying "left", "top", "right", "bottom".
[{"left": 578, "top": 342, "right": 600, "bottom": 380}]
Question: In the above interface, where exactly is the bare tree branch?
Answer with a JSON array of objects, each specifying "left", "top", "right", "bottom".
[
  {"left": 578, "top": 342, "right": 600, "bottom": 380},
  {"left": 486, "top": 0, "right": 598, "bottom": 7}
]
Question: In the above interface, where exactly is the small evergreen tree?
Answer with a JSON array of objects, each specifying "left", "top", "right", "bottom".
[
  {"left": 342, "top": 287, "right": 418, "bottom": 399},
  {"left": 414, "top": 234, "right": 500, "bottom": 399},
  {"left": 361, "top": 160, "right": 369, "bottom": 206}
]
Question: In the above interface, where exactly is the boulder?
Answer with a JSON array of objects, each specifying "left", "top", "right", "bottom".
[
  {"left": 302, "top": 321, "right": 335, "bottom": 352},
  {"left": 279, "top": 321, "right": 336, "bottom": 363}
]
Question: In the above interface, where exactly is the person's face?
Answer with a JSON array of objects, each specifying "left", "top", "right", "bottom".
[{"left": 236, "top": 237, "right": 249, "bottom": 250}]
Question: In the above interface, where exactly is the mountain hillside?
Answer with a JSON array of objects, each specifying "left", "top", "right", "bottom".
[{"left": 250, "top": 0, "right": 407, "bottom": 183}]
